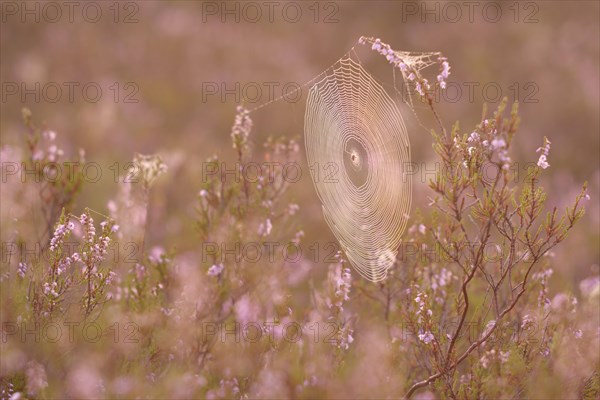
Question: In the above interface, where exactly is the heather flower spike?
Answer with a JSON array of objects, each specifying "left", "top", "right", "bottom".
[
  {"left": 131, "top": 153, "right": 168, "bottom": 190},
  {"left": 536, "top": 136, "right": 551, "bottom": 169},
  {"left": 231, "top": 105, "right": 252, "bottom": 153},
  {"left": 358, "top": 36, "right": 450, "bottom": 100}
]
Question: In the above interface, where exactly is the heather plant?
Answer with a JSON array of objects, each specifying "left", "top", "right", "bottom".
[
  {"left": 11, "top": 207, "right": 118, "bottom": 322},
  {"left": 357, "top": 99, "right": 591, "bottom": 398},
  {"left": 351, "top": 40, "right": 593, "bottom": 397},
  {"left": 20, "top": 108, "right": 86, "bottom": 244},
  {"left": 2, "top": 111, "right": 118, "bottom": 326}
]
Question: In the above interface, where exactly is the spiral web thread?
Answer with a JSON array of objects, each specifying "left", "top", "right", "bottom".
[
  {"left": 305, "top": 57, "right": 411, "bottom": 282},
  {"left": 243, "top": 38, "right": 445, "bottom": 281}
]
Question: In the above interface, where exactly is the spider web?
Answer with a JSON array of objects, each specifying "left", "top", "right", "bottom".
[
  {"left": 245, "top": 38, "right": 445, "bottom": 281},
  {"left": 304, "top": 57, "right": 411, "bottom": 281}
]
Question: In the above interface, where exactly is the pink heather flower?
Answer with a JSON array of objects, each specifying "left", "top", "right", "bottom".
[
  {"left": 43, "top": 130, "right": 57, "bottom": 141},
  {"left": 257, "top": 218, "right": 272, "bottom": 237},
  {"left": 436, "top": 59, "right": 451, "bottom": 89},
  {"left": 291, "top": 230, "right": 304, "bottom": 245},
  {"left": 49, "top": 223, "right": 71, "bottom": 252},
  {"left": 490, "top": 138, "right": 506, "bottom": 149},
  {"left": 338, "top": 327, "right": 354, "bottom": 350},
  {"left": 416, "top": 82, "right": 424, "bottom": 96},
  {"left": 149, "top": 246, "right": 165, "bottom": 263},
  {"left": 105, "top": 271, "right": 117, "bottom": 285},
  {"left": 25, "top": 360, "right": 48, "bottom": 396},
  {"left": 231, "top": 106, "right": 252, "bottom": 151},
  {"left": 536, "top": 137, "right": 551, "bottom": 155},
  {"left": 32, "top": 150, "right": 44, "bottom": 160},
  {"left": 536, "top": 137, "right": 551, "bottom": 169},
  {"left": 479, "top": 350, "right": 493, "bottom": 369},
  {"left": 134, "top": 264, "right": 146, "bottom": 280},
  {"left": 46, "top": 145, "right": 63, "bottom": 162},
  {"left": 327, "top": 263, "right": 351, "bottom": 311},
  {"left": 335, "top": 267, "right": 352, "bottom": 301},
  {"left": 132, "top": 153, "right": 168, "bottom": 189},
  {"left": 43, "top": 282, "right": 59, "bottom": 297},
  {"left": 207, "top": 263, "right": 224, "bottom": 277},
  {"left": 346, "top": 331, "right": 354, "bottom": 345},
  {"left": 17, "top": 262, "right": 27, "bottom": 278},
  {"left": 537, "top": 154, "right": 550, "bottom": 169},
  {"left": 234, "top": 294, "right": 260, "bottom": 326},
  {"left": 579, "top": 276, "right": 600, "bottom": 298},
  {"left": 371, "top": 38, "right": 382, "bottom": 51},
  {"left": 107, "top": 200, "right": 117, "bottom": 214},
  {"left": 413, "top": 290, "right": 431, "bottom": 322},
  {"left": 287, "top": 204, "right": 300, "bottom": 216},
  {"left": 521, "top": 314, "right": 534, "bottom": 329},
  {"left": 441, "top": 61, "right": 450, "bottom": 79},
  {"left": 431, "top": 268, "right": 452, "bottom": 292},
  {"left": 418, "top": 330, "right": 434, "bottom": 344},
  {"left": 468, "top": 131, "right": 480, "bottom": 142}
]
